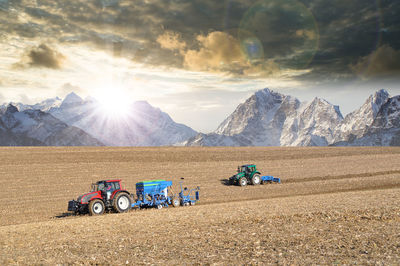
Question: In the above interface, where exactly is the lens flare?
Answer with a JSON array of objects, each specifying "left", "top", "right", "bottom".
[
  {"left": 238, "top": 0, "right": 319, "bottom": 70},
  {"left": 240, "top": 35, "right": 264, "bottom": 63}
]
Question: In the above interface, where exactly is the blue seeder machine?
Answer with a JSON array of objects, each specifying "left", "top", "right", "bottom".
[{"left": 131, "top": 179, "right": 200, "bottom": 209}]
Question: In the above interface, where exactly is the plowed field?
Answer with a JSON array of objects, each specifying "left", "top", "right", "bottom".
[{"left": 1, "top": 147, "right": 399, "bottom": 264}]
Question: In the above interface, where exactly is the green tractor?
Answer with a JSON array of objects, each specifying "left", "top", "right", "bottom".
[{"left": 229, "top": 164, "right": 262, "bottom": 186}]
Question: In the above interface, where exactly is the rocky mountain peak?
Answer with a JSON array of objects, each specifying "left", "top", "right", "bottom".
[
  {"left": 215, "top": 88, "right": 284, "bottom": 136},
  {"left": 302, "top": 97, "right": 343, "bottom": 121},
  {"left": 6, "top": 104, "right": 18, "bottom": 114},
  {"left": 254, "top": 88, "right": 284, "bottom": 106},
  {"left": 370, "top": 95, "right": 400, "bottom": 130},
  {"left": 335, "top": 89, "right": 390, "bottom": 142},
  {"left": 333, "top": 94, "right": 400, "bottom": 146},
  {"left": 369, "top": 89, "right": 390, "bottom": 116},
  {"left": 254, "top": 88, "right": 273, "bottom": 99},
  {"left": 62, "top": 92, "right": 83, "bottom": 105},
  {"left": 309, "top": 97, "right": 341, "bottom": 113}
]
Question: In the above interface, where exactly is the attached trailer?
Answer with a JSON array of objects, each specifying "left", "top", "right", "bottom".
[
  {"left": 261, "top": 175, "right": 281, "bottom": 184},
  {"left": 132, "top": 180, "right": 174, "bottom": 209},
  {"left": 132, "top": 179, "right": 200, "bottom": 209}
]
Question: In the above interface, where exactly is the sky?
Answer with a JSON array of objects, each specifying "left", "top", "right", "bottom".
[{"left": 0, "top": 0, "right": 399, "bottom": 132}]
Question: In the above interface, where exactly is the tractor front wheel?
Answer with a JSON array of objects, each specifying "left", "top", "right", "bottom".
[
  {"left": 252, "top": 174, "right": 261, "bottom": 185},
  {"left": 239, "top": 177, "right": 247, "bottom": 187},
  {"left": 113, "top": 193, "right": 131, "bottom": 213},
  {"left": 89, "top": 199, "right": 105, "bottom": 216}
]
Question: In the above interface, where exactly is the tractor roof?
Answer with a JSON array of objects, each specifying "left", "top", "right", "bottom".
[
  {"left": 241, "top": 164, "right": 256, "bottom": 167},
  {"left": 97, "top": 179, "right": 121, "bottom": 183}
]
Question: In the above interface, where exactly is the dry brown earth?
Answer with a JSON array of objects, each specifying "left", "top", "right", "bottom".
[{"left": 0, "top": 147, "right": 399, "bottom": 264}]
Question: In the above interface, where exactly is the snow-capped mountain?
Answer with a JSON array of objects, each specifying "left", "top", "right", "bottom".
[
  {"left": 213, "top": 89, "right": 294, "bottom": 146},
  {"left": 334, "top": 89, "right": 389, "bottom": 142},
  {"left": 58, "top": 92, "right": 83, "bottom": 108},
  {"left": 2, "top": 88, "right": 398, "bottom": 147},
  {"left": 334, "top": 95, "right": 400, "bottom": 146},
  {"left": 185, "top": 88, "right": 399, "bottom": 147},
  {"left": 186, "top": 88, "right": 343, "bottom": 146},
  {"left": 291, "top": 97, "right": 343, "bottom": 146},
  {"left": 0, "top": 97, "right": 62, "bottom": 112},
  {"left": 0, "top": 104, "right": 103, "bottom": 146},
  {"left": 48, "top": 93, "right": 197, "bottom": 146}
]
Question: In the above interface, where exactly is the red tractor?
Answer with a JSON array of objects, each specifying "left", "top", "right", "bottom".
[{"left": 68, "top": 179, "right": 132, "bottom": 215}]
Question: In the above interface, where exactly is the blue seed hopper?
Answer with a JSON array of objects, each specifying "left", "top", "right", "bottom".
[{"left": 132, "top": 180, "right": 173, "bottom": 209}]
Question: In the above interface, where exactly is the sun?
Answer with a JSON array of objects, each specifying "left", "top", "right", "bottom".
[{"left": 93, "top": 86, "right": 132, "bottom": 118}]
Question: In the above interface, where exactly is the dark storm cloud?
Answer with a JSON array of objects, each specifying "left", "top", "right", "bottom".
[
  {"left": 28, "top": 44, "right": 64, "bottom": 68},
  {"left": 300, "top": 0, "right": 400, "bottom": 81},
  {"left": 15, "top": 43, "right": 65, "bottom": 69},
  {"left": 1, "top": 0, "right": 400, "bottom": 80},
  {"left": 351, "top": 45, "right": 400, "bottom": 77}
]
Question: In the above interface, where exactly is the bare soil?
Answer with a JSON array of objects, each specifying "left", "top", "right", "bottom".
[{"left": 0, "top": 147, "right": 399, "bottom": 264}]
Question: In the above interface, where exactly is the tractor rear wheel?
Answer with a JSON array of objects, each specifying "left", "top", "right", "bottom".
[
  {"left": 239, "top": 177, "right": 247, "bottom": 187},
  {"left": 113, "top": 193, "right": 131, "bottom": 213},
  {"left": 89, "top": 199, "right": 105, "bottom": 216},
  {"left": 172, "top": 198, "right": 180, "bottom": 207},
  {"left": 252, "top": 174, "right": 261, "bottom": 185}
]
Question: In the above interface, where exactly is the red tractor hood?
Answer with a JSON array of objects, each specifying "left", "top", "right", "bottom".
[{"left": 77, "top": 191, "right": 101, "bottom": 204}]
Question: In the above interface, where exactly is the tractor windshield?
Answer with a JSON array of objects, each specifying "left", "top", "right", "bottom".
[
  {"left": 91, "top": 182, "right": 105, "bottom": 192},
  {"left": 91, "top": 183, "right": 98, "bottom": 192},
  {"left": 241, "top": 166, "right": 255, "bottom": 173}
]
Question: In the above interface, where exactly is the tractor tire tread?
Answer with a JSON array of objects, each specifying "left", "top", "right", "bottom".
[{"left": 113, "top": 192, "right": 131, "bottom": 213}]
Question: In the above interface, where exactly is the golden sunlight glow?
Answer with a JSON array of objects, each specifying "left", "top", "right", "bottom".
[{"left": 94, "top": 85, "right": 132, "bottom": 118}]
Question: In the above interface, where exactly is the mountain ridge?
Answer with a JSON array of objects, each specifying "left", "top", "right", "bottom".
[
  {"left": 0, "top": 104, "right": 103, "bottom": 146},
  {"left": 47, "top": 95, "right": 197, "bottom": 146},
  {"left": 185, "top": 88, "right": 399, "bottom": 147},
  {"left": 1, "top": 88, "right": 398, "bottom": 146}
]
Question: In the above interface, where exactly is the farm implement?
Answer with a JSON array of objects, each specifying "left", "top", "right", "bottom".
[
  {"left": 229, "top": 164, "right": 281, "bottom": 186},
  {"left": 68, "top": 179, "right": 200, "bottom": 216},
  {"left": 132, "top": 179, "right": 200, "bottom": 209}
]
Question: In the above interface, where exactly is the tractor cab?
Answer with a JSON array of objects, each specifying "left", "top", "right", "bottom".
[
  {"left": 96, "top": 180, "right": 122, "bottom": 200},
  {"left": 91, "top": 180, "right": 121, "bottom": 193},
  {"left": 240, "top": 164, "right": 256, "bottom": 174}
]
